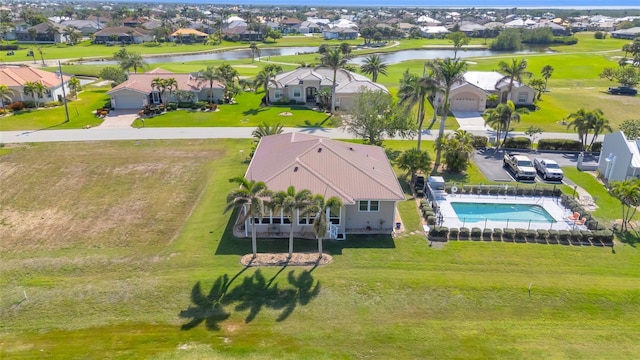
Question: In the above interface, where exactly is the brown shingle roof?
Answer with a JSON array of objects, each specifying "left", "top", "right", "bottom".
[
  {"left": 94, "top": 26, "right": 150, "bottom": 37},
  {"left": 171, "top": 28, "right": 208, "bottom": 37},
  {"left": 245, "top": 133, "right": 404, "bottom": 204}
]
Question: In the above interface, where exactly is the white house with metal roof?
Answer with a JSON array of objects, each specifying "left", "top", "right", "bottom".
[
  {"left": 598, "top": 131, "right": 640, "bottom": 182},
  {"left": 267, "top": 67, "right": 388, "bottom": 111},
  {"left": 242, "top": 133, "right": 405, "bottom": 240}
]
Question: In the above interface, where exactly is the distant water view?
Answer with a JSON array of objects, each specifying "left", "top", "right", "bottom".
[{"left": 82, "top": 46, "right": 550, "bottom": 66}]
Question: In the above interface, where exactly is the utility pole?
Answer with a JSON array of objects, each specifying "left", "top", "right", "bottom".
[{"left": 57, "top": 61, "right": 70, "bottom": 123}]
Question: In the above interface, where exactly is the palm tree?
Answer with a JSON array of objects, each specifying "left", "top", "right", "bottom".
[
  {"left": 68, "top": 77, "right": 82, "bottom": 99},
  {"left": 271, "top": 187, "right": 312, "bottom": 258},
  {"left": 252, "top": 122, "right": 284, "bottom": 142},
  {"left": 321, "top": 47, "right": 348, "bottom": 113},
  {"left": 490, "top": 100, "right": 528, "bottom": 148},
  {"left": 440, "top": 129, "right": 475, "bottom": 173},
  {"left": 23, "top": 81, "right": 46, "bottom": 108},
  {"left": 540, "top": 65, "right": 554, "bottom": 91},
  {"left": 253, "top": 64, "right": 282, "bottom": 105},
  {"left": 36, "top": 46, "right": 45, "bottom": 65},
  {"left": 398, "top": 68, "right": 439, "bottom": 151},
  {"left": 360, "top": 54, "right": 388, "bottom": 83},
  {"left": 197, "top": 65, "right": 221, "bottom": 104},
  {"left": 497, "top": 58, "right": 531, "bottom": 103},
  {"left": 216, "top": 64, "right": 240, "bottom": 103},
  {"left": 151, "top": 78, "right": 167, "bottom": 104},
  {"left": 528, "top": 78, "right": 546, "bottom": 101},
  {"left": 249, "top": 41, "right": 260, "bottom": 63},
  {"left": 427, "top": 58, "right": 468, "bottom": 172},
  {"left": 587, "top": 109, "right": 612, "bottom": 150},
  {"left": 567, "top": 108, "right": 591, "bottom": 150},
  {"left": 303, "top": 194, "right": 343, "bottom": 259},
  {"left": 609, "top": 178, "right": 640, "bottom": 231},
  {"left": 120, "top": 52, "right": 146, "bottom": 74},
  {"left": 0, "top": 85, "right": 12, "bottom": 115},
  {"left": 164, "top": 78, "right": 178, "bottom": 104},
  {"left": 224, "top": 176, "right": 271, "bottom": 259}
]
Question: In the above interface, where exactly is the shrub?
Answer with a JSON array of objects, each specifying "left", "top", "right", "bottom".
[
  {"left": 514, "top": 228, "right": 527, "bottom": 241},
  {"left": 580, "top": 230, "right": 593, "bottom": 242},
  {"left": 594, "top": 230, "right": 614, "bottom": 244},
  {"left": 502, "top": 137, "right": 531, "bottom": 149},
  {"left": 472, "top": 136, "right": 488, "bottom": 148},
  {"left": 0, "top": 44, "right": 19, "bottom": 50},
  {"left": 537, "top": 139, "right": 584, "bottom": 151},
  {"left": 547, "top": 229, "right": 559, "bottom": 241},
  {"left": 429, "top": 226, "right": 448, "bottom": 240},
  {"left": 459, "top": 227, "right": 470, "bottom": 240},
  {"left": 526, "top": 229, "right": 537, "bottom": 241},
  {"left": 448, "top": 228, "right": 459, "bottom": 240},
  {"left": 552, "top": 36, "right": 578, "bottom": 45},
  {"left": 503, "top": 228, "right": 515, "bottom": 241},
  {"left": 493, "top": 228, "right": 502, "bottom": 241},
  {"left": 482, "top": 228, "right": 492, "bottom": 240},
  {"left": 594, "top": 31, "right": 607, "bottom": 39},
  {"left": 558, "top": 230, "right": 571, "bottom": 242},
  {"left": 426, "top": 216, "right": 436, "bottom": 226},
  {"left": 471, "top": 227, "right": 482, "bottom": 239},
  {"left": 570, "top": 230, "right": 583, "bottom": 243},
  {"left": 419, "top": 199, "right": 429, "bottom": 209},
  {"left": 590, "top": 142, "right": 602, "bottom": 153},
  {"left": 8, "top": 101, "right": 25, "bottom": 111},
  {"left": 536, "top": 229, "right": 549, "bottom": 240},
  {"left": 514, "top": 103, "right": 537, "bottom": 111}
]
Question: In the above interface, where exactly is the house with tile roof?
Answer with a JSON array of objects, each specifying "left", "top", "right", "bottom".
[
  {"left": 106, "top": 68, "right": 224, "bottom": 109},
  {"left": 170, "top": 28, "right": 208, "bottom": 43},
  {"left": 93, "top": 26, "right": 152, "bottom": 44},
  {"left": 242, "top": 133, "right": 405, "bottom": 239},
  {"left": 0, "top": 65, "right": 70, "bottom": 104},
  {"left": 435, "top": 71, "right": 536, "bottom": 112},
  {"left": 267, "top": 67, "right": 388, "bottom": 111}
]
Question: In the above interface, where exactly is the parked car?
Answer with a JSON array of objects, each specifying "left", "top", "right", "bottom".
[
  {"left": 607, "top": 86, "right": 637, "bottom": 95},
  {"left": 533, "top": 158, "right": 564, "bottom": 181},
  {"left": 503, "top": 153, "right": 536, "bottom": 180}
]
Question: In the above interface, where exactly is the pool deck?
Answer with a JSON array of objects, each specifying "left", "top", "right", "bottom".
[{"left": 436, "top": 193, "right": 587, "bottom": 231}]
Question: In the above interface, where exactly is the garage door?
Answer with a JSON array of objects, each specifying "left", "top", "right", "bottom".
[
  {"left": 113, "top": 94, "right": 145, "bottom": 109},
  {"left": 450, "top": 97, "right": 479, "bottom": 111}
]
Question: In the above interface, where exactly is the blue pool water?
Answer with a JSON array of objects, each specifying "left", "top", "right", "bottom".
[{"left": 451, "top": 203, "right": 556, "bottom": 223}]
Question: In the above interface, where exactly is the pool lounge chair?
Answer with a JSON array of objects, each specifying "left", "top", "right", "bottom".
[
  {"left": 574, "top": 218, "right": 586, "bottom": 226},
  {"left": 568, "top": 212, "right": 580, "bottom": 221}
]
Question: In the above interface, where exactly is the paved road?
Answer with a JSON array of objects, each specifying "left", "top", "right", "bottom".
[{"left": 0, "top": 126, "right": 590, "bottom": 144}]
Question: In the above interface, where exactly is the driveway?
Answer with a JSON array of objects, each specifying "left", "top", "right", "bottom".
[
  {"left": 96, "top": 110, "right": 139, "bottom": 129},
  {"left": 452, "top": 111, "right": 494, "bottom": 132}
]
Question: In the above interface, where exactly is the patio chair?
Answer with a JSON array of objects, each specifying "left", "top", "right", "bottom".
[
  {"left": 574, "top": 218, "right": 586, "bottom": 226},
  {"left": 568, "top": 212, "right": 580, "bottom": 221}
]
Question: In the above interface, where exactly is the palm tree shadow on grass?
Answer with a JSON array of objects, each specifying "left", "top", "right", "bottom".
[{"left": 179, "top": 267, "right": 321, "bottom": 329}]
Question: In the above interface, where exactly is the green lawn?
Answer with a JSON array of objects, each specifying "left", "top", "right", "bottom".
[
  {"left": 0, "top": 86, "right": 109, "bottom": 131},
  {"left": 132, "top": 92, "right": 334, "bottom": 128},
  {"left": 1, "top": 139, "right": 638, "bottom": 359}
]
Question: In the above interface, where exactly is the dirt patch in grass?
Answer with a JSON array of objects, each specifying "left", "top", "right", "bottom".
[
  {"left": 240, "top": 252, "right": 333, "bottom": 267},
  {"left": 0, "top": 141, "right": 223, "bottom": 252}
]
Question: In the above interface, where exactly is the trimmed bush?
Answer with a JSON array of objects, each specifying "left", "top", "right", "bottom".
[
  {"left": 547, "top": 229, "right": 559, "bottom": 242},
  {"left": 515, "top": 228, "right": 527, "bottom": 242},
  {"left": 503, "top": 228, "right": 515, "bottom": 241},
  {"left": 459, "top": 227, "right": 470, "bottom": 240},
  {"left": 514, "top": 103, "right": 537, "bottom": 111},
  {"left": 8, "top": 102, "right": 25, "bottom": 111},
  {"left": 419, "top": 199, "right": 429, "bottom": 209},
  {"left": 558, "top": 230, "right": 571, "bottom": 243},
  {"left": 538, "top": 138, "right": 584, "bottom": 151},
  {"left": 570, "top": 230, "right": 583, "bottom": 244},
  {"left": 429, "top": 226, "right": 449, "bottom": 240},
  {"left": 471, "top": 227, "right": 482, "bottom": 240},
  {"left": 426, "top": 216, "right": 436, "bottom": 226},
  {"left": 503, "top": 137, "right": 531, "bottom": 149},
  {"left": 449, "top": 228, "right": 459, "bottom": 240},
  {"left": 526, "top": 229, "right": 537, "bottom": 241},
  {"left": 536, "top": 229, "right": 549, "bottom": 241},
  {"left": 482, "top": 228, "right": 492, "bottom": 241},
  {"left": 472, "top": 136, "right": 488, "bottom": 148},
  {"left": 493, "top": 228, "right": 502, "bottom": 241}
]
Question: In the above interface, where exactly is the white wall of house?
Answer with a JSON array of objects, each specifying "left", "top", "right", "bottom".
[
  {"left": 344, "top": 200, "right": 396, "bottom": 233},
  {"left": 598, "top": 131, "right": 640, "bottom": 181},
  {"left": 9, "top": 82, "right": 70, "bottom": 104},
  {"left": 110, "top": 89, "right": 147, "bottom": 109}
]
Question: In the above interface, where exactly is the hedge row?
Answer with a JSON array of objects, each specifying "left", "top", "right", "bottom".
[
  {"left": 0, "top": 44, "right": 19, "bottom": 50},
  {"left": 502, "top": 136, "right": 531, "bottom": 149},
  {"left": 443, "top": 186, "right": 561, "bottom": 198},
  {"left": 429, "top": 226, "right": 613, "bottom": 245},
  {"left": 472, "top": 136, "right": 488, "bottom": 148},
  {"left": 537, "top": 138, "right": 584, "bottom": 151}
]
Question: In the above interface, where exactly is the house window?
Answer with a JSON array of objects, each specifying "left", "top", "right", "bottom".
[
  {"left": 518, "top": 92, "right": 527, "bottom": 103},
  {"left": 298, "top": 209, "right": 316, "bottom": 225},
  {"left": 329, "top": 207, "right": 341, "bottom": 225},
  {"left": 293, "top": 88, "right": 301, "bottom": 97},
  {"left": 274, "top": 90, "right": 281, "bottom": 99},
  {"left": 358, "top": 200, "right": 380, "bottom": 212}
]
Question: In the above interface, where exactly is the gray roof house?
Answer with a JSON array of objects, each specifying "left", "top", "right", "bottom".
[
  {"left": 598, "top": 131, "right": 640, "bottom": 182},
  {"left": 242, "top": 133, "right": 405, "bottom": 239},
  {"left": 268, "top": 67, "right": 388, "bottom": 111},
  {"left": 611, "top": 27, "right": 640, "bottom": 40}
]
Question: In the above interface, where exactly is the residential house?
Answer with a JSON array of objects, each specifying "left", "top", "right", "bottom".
[
  {"left": 458, "top": 21, "right": 485, "bottom": 36},
  {"left": 242, "top": 133, "right": 405, "bottom": 240},
  {"left": 170, "top": 28, "right": 208, "bottom": 43},
  {"left": 279, "top": 17, "right": 302, "bottom": 34},
  {"left": 93, "top": 26, "right": 152, "bottom": 44},
  {"left": 611, "top": 27, "right": 640, "bottom": 39},
  {"left": 598, "top": 131, "right": 640, "bottom": 182},
  {"left": 122, "top": 17, "right": 146, "bottom": 28},
  {"left": 322, "top": 27, "right": 358, "bottom": 40},
  {"left": 298, "top": 21, "right": 322, "bottom": 34},
  {"left": 435, "top": 71, "right": 536, "bottom": 112},
  {"left": 420, "top": 26, "right": 449, "bottom": 38},
  {"left": 0, "top": 65, "right": 70, "bottom": 104},
  {"left": 106, "top": 68, "right": 224, "bottom": 109},
  {"left": 239, "top": 31, "right": 263, "bottom": 42},
  {"left": 15, "top": 21, "right": 66, "bottom": 43},
  {"left": 416, "top": 15, "right": 441, "bottom": 26},
  {"left": 268, "top": 67, "right": 387, "bottom": 111},
  {"left": 529, "top": 22, "right": 569, "bottom": 36},
  {"left": 60, "top": 19, "right": 104, "bottom": 36}
]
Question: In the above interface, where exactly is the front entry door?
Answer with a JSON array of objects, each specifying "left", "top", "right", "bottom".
[
  {"left": 305, "top": 87, "right": 317, "bottom": 102},
  {"left": 152, "top": 92, "right": 160, "bottom": 104}
]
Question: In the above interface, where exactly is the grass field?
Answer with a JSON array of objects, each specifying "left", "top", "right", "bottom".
[{"left": 1, "top": 139, "right": 638, "bottom": 359}]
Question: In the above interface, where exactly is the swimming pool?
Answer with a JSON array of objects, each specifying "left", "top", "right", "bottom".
[{"left": 451, "top": 203, "right": 556, "bottom": 223}]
